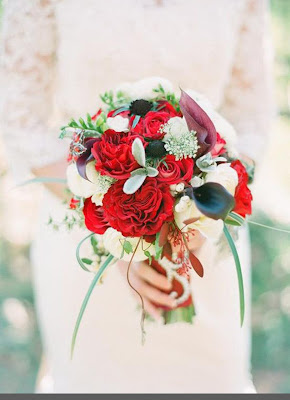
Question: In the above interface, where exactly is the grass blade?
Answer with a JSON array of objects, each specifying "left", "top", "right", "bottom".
[
  {"left": 76, "top": 233, "right": 95, "bottom": 272},
  {"left": 71, "top": 254, "right": 115, "bottom": 357},
  {"left": 223, "top": 224, "right": 245, "bottom": 326}
]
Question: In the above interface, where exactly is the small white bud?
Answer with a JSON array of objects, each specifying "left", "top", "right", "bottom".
[{"left": 175, "top": 183, "right": 185, "bottom": 193}]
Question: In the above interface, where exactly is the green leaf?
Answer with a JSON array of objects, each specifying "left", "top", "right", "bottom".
[
  {"left": 76, "top": 233, "right": 95, "bottom": 272},
  {"left": 146, "top": 167, "right": 159, "bottom": 177},
  {"left": 123, "top": 174, "right": 146, "bottom": 194},
  {"left": 132, "top": 115, "right": 141, "bottom": 129},
  {"left": 79, "top": 118, "right": 87, "bottom": 129},
  {"left": 130, "top": 168, "right": 147, "bottom": 177},
  {"left": 71, "top": 254, "right": 115, "bottom": 357},
  {"left": 225, "top": 212, "right": 245, "bottom": 226},
  {"left": 144, "top": 250, "right": 152, "bottom": 265},
  {"left": 81, "top": 258, "right": 93, "bottom": 265},
  {"left": 112, "top": 106, "right": 129, "bottom": 117},
  {"left": 155, "top": 232, "right": 163, "bottom": 260},
  {"left": 90, "top": 235, "right": 99, "bottom": 254},
  {"left": 223, "top": 224, "right": 245, "bottom": 326},
  {"left": 17, "top": 177, "right": 67, "bottom": 187},
  {"left": 132, "top": 138, "right": 146, "bottom": 167},
  {"left": 123, "top": 240, "right": 133, "bottom": 254}
]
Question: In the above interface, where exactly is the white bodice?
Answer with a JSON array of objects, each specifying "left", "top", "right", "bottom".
[{"left": 1, "top": 0, "right": 273, "bottom": 176}]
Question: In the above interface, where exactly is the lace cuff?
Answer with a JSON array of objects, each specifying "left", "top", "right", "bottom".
[
  {"left": 220, "top": 0, "right": 275, "bottom": 164},
  {"left": 0, "top": 0, "right": 67, "bottom": 178}
]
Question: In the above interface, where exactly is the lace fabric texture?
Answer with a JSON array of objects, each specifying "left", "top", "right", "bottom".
[
  {"left": 0, "top": 0, "right": 273, "bottom": 176},
  {"left": 1, "top": 0, "right": 67, "bottom": 176}
]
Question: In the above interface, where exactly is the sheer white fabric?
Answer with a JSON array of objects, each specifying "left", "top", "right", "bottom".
[{"left": 0, "top": 0, "right": 273, "bottom": 393}]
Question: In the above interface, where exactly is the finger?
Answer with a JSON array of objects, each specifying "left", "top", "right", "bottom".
[
  {"left": 143, "top": 298, "right": 162, "bottom": 321},
  {"left": 134, "top": 262, "right": 172, "bottom": 291},
  {"left": 139, "top": 282, "right": 177, "bottom": 308}
]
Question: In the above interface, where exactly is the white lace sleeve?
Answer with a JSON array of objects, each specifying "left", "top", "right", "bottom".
[
  {"left": 220, "top": 0, "right": 275, "bottom": 164},
  {"left": 0, "top": 0, "right": 67, "bottom": 178}
]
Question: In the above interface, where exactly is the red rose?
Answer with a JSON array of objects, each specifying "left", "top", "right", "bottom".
[
  {"left": 231, "top": 160, "right": 249, "bottom": 185},
  {"left": 231, "top": 160, "right": 252, "bottom": 217},
  {"left": 232, "top": 182, "right": 253, "bottom": 217},
  {"left": 211, "top": 132, "right": 226, "bottom": 157},
  {"left": 157, "top": 101, "right": 182, "bottom": 117},
  {"left": 103, "top": 178, "right": 174, "bottom": 237},
  {"left": 128, "top": 115, "right": 144, "bottom": 134},
  {"left": 92, "top": 130, "right": 144, "bottom": 179},
  {"left": 128, "top": 111, "right": 170, "bottom": 139},
  {"left": 143, "top": 111, "right": 169, "bottom": 140},
  {"left": 83, "top": 198, "right": 110, "bottom": 234},
  {"left": 157, "top": 155, "right": 194, "bottom": 185}
]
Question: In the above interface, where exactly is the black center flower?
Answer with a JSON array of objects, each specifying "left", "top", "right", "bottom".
[
  {"left": 145, "top": 140, "right": 167, "bottom": 158},
  {"left": 129, "top": 99, "right": 153, "bottom": 117}
]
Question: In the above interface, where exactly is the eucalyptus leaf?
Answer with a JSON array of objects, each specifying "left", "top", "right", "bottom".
[
  {"left": 132, "top": 114, "right": 141, "bottom": 128},
  {"left": 123, "top": 240, "right": 133, "bottom": 254},
  {"left": 132, "top": 138, "right": 146, "bottom": 167},
  {"left": 130, "top": 168, "right": 147, "bottom": 177},
  {"left": 123, "top": 174, "right": 147, "bottom": 194},
  {"left": 112, "top": 106, "right": 129, "bottom": 117},
  {"left": 81, "top": 258, "right": 93, "bottom": 265},
  {"left": 144, "top": 250, "right": 152, "bottom": 265},
  {"left": 146, "top": 167, "right": 159, "bottom": 177}
]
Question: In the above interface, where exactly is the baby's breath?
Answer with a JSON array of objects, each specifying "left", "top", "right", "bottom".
[{"left": 163, "top": 130, "right": 199, "bottom": 160}]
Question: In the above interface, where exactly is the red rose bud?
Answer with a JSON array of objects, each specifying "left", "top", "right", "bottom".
[{"left": 157, "top": 155, "right": 194, "bottom": 185}]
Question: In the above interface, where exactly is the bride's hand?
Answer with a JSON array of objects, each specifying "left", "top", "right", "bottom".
[{"left": 117, "top": 259, "right": 176, "bottom": 321}]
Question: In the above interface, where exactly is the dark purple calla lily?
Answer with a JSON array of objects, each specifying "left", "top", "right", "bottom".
[
  {"left": 179, "top": 90, "right": 217, "bottom": 155},
  {"left": 76, "top": 138, "right": 98, "bottom": 180},
  {"left": 184, "top": 182, "right": 235, "bottom": 221}
]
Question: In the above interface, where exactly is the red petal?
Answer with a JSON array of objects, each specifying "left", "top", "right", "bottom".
[
  {"left": 159, "top": 222, "right": 170, "bottom": 247},
  {"left": 189, "top": 251, "right": 204, "bottom": 277}
]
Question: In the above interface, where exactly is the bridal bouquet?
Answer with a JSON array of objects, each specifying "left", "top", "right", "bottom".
[{"left": 59, "top": 78, "right": 253, "bottom": 352}]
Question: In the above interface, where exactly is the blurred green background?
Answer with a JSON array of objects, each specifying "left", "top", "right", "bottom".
[{"left": 0, "top": 0, "right": 290, "bottom": 393}]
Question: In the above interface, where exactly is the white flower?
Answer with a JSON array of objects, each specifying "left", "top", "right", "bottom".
[
  {"left": 66, "top": 163, "right": 97, "bottom": 198},
  {"left": 102, "top": 228, "right": 155, "bottom": 262},
  {"left": 107, "top": 116, "right": 129, "bottom": 132},
  {"left": 116, "top": 77, "right": 174, "bottom": 101},
  {"left": 174, "top": 198, "right": 223, "bottom": 241},
  {"left": 188, "top": 217, "right": 224, "bottom": 240},
  {"left": 66, "top": 162, "right": 114, "bottom": 202},
  {"left": 163, "top": 117, "right": 199, "bottom": 160},
  {"left": 205, "top": 163, "right": 238, "bottom": 196},
  {"left": 190, "top": 176, "right": 204, "bottom": 187},
  {"left": 86, "top": 161, "right": 114, "bottom": 205},
  {"left": 91, "top": 193, "right": 105, "bottom": 206},
  {"left": 163, "top": 117, "right": 188, "bottom": 139}
]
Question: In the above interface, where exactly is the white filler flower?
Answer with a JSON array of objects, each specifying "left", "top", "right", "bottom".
[{"left": 107, "top": 116, "right": 129, "bottom": 132}]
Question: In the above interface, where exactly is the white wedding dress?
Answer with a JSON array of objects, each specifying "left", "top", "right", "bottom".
[{"left": 1, "top": 0, "right": 273, "bottom": 393}]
